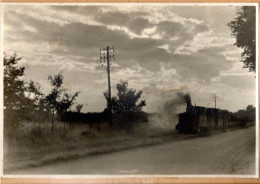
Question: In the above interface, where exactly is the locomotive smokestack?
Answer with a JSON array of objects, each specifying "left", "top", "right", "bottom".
[
  {"left": 172, "top": 92, "right": 192, "bottom": 112},
  {"left": 180, "top": 92, "right": 192, "bottom": 112},
  {"left": 183, "top": 93, "right": 191, "bottom": 102},
  {"left": 163, "top": 92, "right": 191, "bottom": 113},
  {"left": 186, "top": 99, "right": 192, "bottom": 112}
]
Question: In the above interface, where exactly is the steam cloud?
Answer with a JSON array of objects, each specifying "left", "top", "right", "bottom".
[
  {"left": 163, "top": 92, "right": 191, "bottom": 113},
  {"left": 148, "top": 92, "right": 191, "bottom": 129},
  {"left": 144, "top": 92, "right": 191, "bottom": 136}
]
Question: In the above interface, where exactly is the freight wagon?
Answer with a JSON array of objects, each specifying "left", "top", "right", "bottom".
[{"left": 176, "top": 99, "right": 231, "bottom": 134}]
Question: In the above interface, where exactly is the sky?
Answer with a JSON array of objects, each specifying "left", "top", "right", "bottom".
[{"left": 3, "top": 4, "right": 256, "bottom": 113}]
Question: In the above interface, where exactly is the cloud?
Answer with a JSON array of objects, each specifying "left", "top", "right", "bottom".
[
  {"left": 94, "top": 11, "right": 152, "bottom": 35},
  {"left": 4, "top": 5, "right": 218, "bottom": 75},
  {"left": 3, "top": 4, "right": 256, "bottom": 112},
  {"left": 220, "top": 75, "right": 255, "bottom": 89}
]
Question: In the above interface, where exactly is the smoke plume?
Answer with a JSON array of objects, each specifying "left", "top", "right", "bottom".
[
  {"left": 147, "top": 92, "right": 191, "bottom": 132},
  {"left": 163, "top": 92, "right": 191, "bottom": 113}
]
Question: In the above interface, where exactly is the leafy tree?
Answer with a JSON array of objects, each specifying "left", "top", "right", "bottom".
[
  {"left": 4, "top": 53, "right": 26, "bottom": 111},
  {"left": 57, "top": 92, "right": 80, "bottom": 115},
  {"left": 25, "top": 80, "right": 44, "bottom": 110},
  {"left": 104, "top": 81, "right": 146, "bottom": 130},
  {"left": 45, "top": 72, "right": 64, "bottom": 131},
  {"left": 245, "top": 104, "right": 256, "bottom": 122},
  {"left": 3, "top": 53, "right": 37, "bottom": 124},
  {"left": 228, "top": 6, "right": 256, "bottom": 72},
  {"left": 246, "top": 104, "right": 255, "bottom": 112},
  {"left": 45, "top": 72, "right": 80, "bottom": 131},
  {"left": 104, "top": 81, "right": 146, "bottom": 114},
  {"left": 75, "top": 104, "right": 84, "bottom": 113},
  {"left": 4, "top": 53, "right": 47, "bottom": 125},
  {"left": 231, "top": 104, "right": 256, "bottom": 126},
  {"left": 25, "top": 80, "right": 54, "bottom": 124}
]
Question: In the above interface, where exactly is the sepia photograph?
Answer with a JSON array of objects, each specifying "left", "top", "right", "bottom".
[{"left": 1, "top": 3, "right": 258, "bottom": 177}]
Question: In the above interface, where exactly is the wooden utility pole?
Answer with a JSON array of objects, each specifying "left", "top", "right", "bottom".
[
  {"left": 214, "top": 93, "right": 217, "bottom": 109},
  {"left": 100, "top": 46, "right": 115, "bottom": 131}
]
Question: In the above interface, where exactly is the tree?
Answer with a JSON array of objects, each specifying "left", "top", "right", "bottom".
[
  {"left": 75, "top": 104, "right": 83, "bottom": 113},
  {"left": 4, "top": 52, "right": 47, "bottom": 125},
  {"left": 45, "top": 72, "right": 80, "bottom": 131},
  {"left": 25, "top": 80, "right": 44, "bottom": 110},
  {"left": 3, "top": 53, "right": 38, "bottom": 124},
  {"left": 104, "top": 81, "right": 146, "bottom": 129},
  {"left": 231, "top": 104, "right": 256, "bottom": 127},
  {"left": 104, "top": 81, "right": 146, "bottom": 114},
  {"left": 4, "top": 53, "right": 26, "bottom": 111},
  {"left": 45, "top": 72, "right": 64, "bottom": 131},
  {"left": 228, "top": 6, "right": 256, "bottom": 72},
  {"left": 245, "top": 104, "right": 256, "bottom": 122},
  {"left": 246, "top": 104, "right": 255, "bottom": 112},
  {"left": 57, "top": 92, "right": 80, "bottom": 116}
]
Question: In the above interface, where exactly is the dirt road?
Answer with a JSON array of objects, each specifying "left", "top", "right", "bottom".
[{"left": 11, "top": 127, "right": 256, "bottom": 175}]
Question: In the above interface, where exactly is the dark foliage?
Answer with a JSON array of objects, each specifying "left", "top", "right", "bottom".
[
  {"left": 4, "top": 53, "right": 48, "bottom": 126},
  {"left": 230, "top": 105, "right": 256, "bottom": 125},
  {"left": 4, "top": 53, "right": 26, "bottom": 111},
  {"left": 75, "top": 104, "right": 83, "bottom": 113},
  {"left": 104, "top": 81, "right": 146, "bottom": 114},
  {"left": 103, "top": 81, "right": 146, "bottom": 130},
  {"left": 61, "top": 111, "right": 109, "bottom": 124},
  {"left": 228, "top": 6, "right": 256, "bottom": 72},
  {"left": 45, "top": 72, "right": 80, "bottom": 130},
  {"left": 61, "top": 110, "right": 148, "bottom": 131}
]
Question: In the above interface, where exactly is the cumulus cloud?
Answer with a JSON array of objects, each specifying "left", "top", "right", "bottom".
[{"left": 3, "top": 4, "right": 256, "bottom": 112}]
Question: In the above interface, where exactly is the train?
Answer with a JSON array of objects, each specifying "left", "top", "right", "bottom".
[{"left": 175, "top": 99, "right": 246, "bottom": 134}]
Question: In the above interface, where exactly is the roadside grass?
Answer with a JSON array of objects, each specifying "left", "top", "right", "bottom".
[
  {"left": 3, "top": 118, "right": 179, "bottom": 173},
  {"left": 4, "top": 117, "right": 252, "bottom": 173}
]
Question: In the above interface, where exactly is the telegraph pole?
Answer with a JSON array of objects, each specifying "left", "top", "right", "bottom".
[
  {"left": 100, "top": 46, "right": 115, "bottom": 131},
  {"left": 214, "top": 93, "right": 217, "bottom": 109}
]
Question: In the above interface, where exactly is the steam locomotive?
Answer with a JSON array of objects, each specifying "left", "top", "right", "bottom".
[{"left": 175, "top": 99, "right": 243, "bottom": 134}]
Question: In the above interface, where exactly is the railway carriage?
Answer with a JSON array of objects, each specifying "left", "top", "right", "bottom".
[{"left": 176, "top": 99, "right": 230, "bottom": 134}]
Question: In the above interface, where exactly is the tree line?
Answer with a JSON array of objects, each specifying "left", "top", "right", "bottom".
[
  {"left": 230, "top": 105, "right": 256, "bottom": 126},
  {"left": 4, "top": 52, "right": 147, "bottom": 131},
  {"left": 4, "top": 53, "right": 81, "bottom": 131}
]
